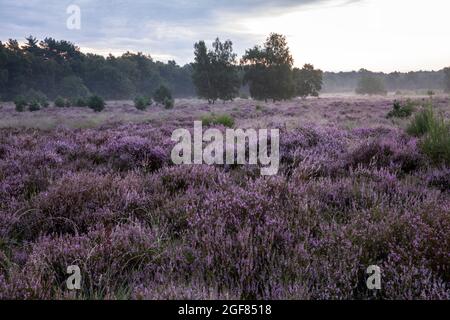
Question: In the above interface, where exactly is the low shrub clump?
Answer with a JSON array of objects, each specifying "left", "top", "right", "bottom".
[
  {"left": 54, "top": 96, "right": 70, "bottom": 108},
  {"left": 407, "top": 105, "right": 435, "bottom": 137},
  {"left": 406, "top": 105, "right": 450, "bottom": 165},
  {"left": 134, "top": 96, "right": 152, "bottom": 111},
  {"left": 201, "top": 113, "right": 235, "bottom": 128},
  {"left": 14, "top": 92, "right": 49, "bottom": 112},
  {"left": 87, "top": 95, "right": 105, "bottom": 112},
  {"left": 387, "top": 100, "right": 415, "bottom": 118},
  {"left": 153, "top": 85, "right": 174, "bottom": 109},
  {"left": 14, "top": 95, "right": 28, "bottom": 112}
]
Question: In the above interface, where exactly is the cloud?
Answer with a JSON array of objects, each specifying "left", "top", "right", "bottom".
[{"left": 0, "top": 0, "right": 360, "bottom": 65}]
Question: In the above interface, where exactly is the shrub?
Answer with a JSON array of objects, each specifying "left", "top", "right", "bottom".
[
  {"left": 406, "top": 105, "right": 435, "bottom": 137},
  {"left": 54, "top": 96, "right": 66, "bottom": 108},
  {"left": 201, "top": 113, "right": 235, "bottom": 128},
  {"left": 387, "top": 100, "right": 415, "bottom": 118},
  {"left": 14, "top": 95, "right": 27, "bottom": 112},
  {"left": 153, "top": 85, "right": 172, "bottom": 104},
  {"left": 87, "top": 95, "right": 105, "bottom": 112},
  {"left": 134, "top": 96, "right": 152, "bottom": 111},
  {"left": 420, "top": 117, "right": 450, "bottom": 165},
  {"left": 25, "top": 89, "right": 49, "bottom": 108},
  {"left": 163, "top": 97, "right": 174, "bottom": 109},
  {"left": 28, "top": 99, "right": 41, "bottom": 112},
  {"left": 73, "top": 97, "right": 87, "bottom": 107}
]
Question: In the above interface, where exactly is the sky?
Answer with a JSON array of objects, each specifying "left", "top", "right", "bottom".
[{"left": 1, "top": 0, "right": 449, "bottom": 72}]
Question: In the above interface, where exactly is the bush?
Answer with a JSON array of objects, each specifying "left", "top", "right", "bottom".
[
  {"left": 406, "top": 105, "right": 450, "bottom": 165},
  {"left": 73, "top": 97, "right": 87, "bottom": 107},
  {"left": 406, "top": 105, "right": 435, "bottom": 137},
  {"left": 163, "top": 97, "right": 174, "bottom": 109},
  {"left": 153, "top": 85, "right": 172, "bottom": 104},
  {"left": 420, "top": 117, "right": 450, "bottom": 165},
  {"left": 25, "top": 89, "right": 49, "bottom": 108},
  {"left": 14, "top": 95, "right": 27, "bottom": 112},
  {"left": 54, "top": 97, "right": 66, "bottom": 108},
  {"left": 134, "top": 96, "right": 152, "bottom": 111},
  {"left": 87, "top": 95, "right": 105, "bottom": 112},
  {"left": 28, "top": 99, "right": 41, "bottom": 112},
  {"left": 201, "top": 113, "right": 235, "bottom": 128},
  {"left": 387, "top": 100, "right": 415, "bottom": 118}
]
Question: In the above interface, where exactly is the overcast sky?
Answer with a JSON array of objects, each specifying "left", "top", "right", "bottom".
[{"left": 1, "top": 0, "right": 449, "bottom": 72}]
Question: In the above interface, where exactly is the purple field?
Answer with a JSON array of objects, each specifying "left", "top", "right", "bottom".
[{"left": 0, "top": 95, "right": 449, "bottom": 299}]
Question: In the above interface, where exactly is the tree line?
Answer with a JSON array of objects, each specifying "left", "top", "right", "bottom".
[
  {"left": 1, "top": 35, "right": 449, "bottom": 103},
  {"left": 0, "top": 36, "right": 195, "bottom": 101},
  {"left": 324, "top": 68, "right": 450, "bottom": 94}
]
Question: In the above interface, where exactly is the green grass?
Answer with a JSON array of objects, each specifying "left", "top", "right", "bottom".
[
  {"left": 406, "top": 104, "right": 435, "bottom": 137},
  {"left": 406, "top": 104, "right": 450, "bottom": 165}
]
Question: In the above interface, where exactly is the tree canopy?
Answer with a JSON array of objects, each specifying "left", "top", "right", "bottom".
[
  {"left": 192, "top": 38, "right": 240, "bottom": 103},
  {"left": 0, "top": 36, "right": 195, "bottom": 101},
  {"left": 241, "top": 33, "right": 295, "bottom": 101}
]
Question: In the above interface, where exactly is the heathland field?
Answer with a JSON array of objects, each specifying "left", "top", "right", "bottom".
[{"left": 0, "top": 95, "right": 449, "bottom": 299}]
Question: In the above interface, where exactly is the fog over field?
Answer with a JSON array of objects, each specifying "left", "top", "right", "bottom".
[{"left": 0, "top": 0, "right": 449, "bottom": 302}]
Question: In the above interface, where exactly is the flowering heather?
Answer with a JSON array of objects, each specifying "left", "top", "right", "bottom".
[{"left": 0, "top": 96, "right": 449, "bottom": 300}]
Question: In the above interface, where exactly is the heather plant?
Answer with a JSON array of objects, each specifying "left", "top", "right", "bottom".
[
  {"left": 0, "top": 97, "right": 449, "bottom": 300},
  {"left": 87, "top": 95, "right": 105, "bottom": 112}
]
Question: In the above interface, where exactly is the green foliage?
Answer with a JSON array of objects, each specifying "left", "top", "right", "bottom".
[
  {"left": 420, "top": 117, "right": 450, "bottom": 165},
  {"left": 59, "top": 76, "right": 91, "bottom": 98},
  {"left": 0, "top": 37, "right": 196, "bottom": 101},
  {"left": 406, "top": 105, "right": 435, "bottom": 137},
  {"left": 356, "top": 73, "right": 387, "bottom": 95},
  {"left": 14, "top": 95, "right": 27, "bottom": 112},
  {"left": 242, "top": 33, "right": 295, "bottom": 102},
  {"left": 24, "top": 89, "right": 49, "bottom": 108},
  {"left": 87, "top": 95, "right": 105, "bottom": 112},
  {"left": 293, "top": 64, "right": 323, "bottom": 98},
  {"left": 153, "top": 85, "right": 172, "bottom": 104},
  {"left": 201, "top": 113, "right": 235, "bottom": 128},
  {"left": 192, "top": 38, "right": 240, "bottom": 104},
  {"left": 387, "top": 100, "right": 415, "bottom": 118},
  {"left": 163, "top": 97, "right": 174, "bottom": 109},
  {"left": 73, "top": 97, "right": 87, "bottom": 107},
  {"left": 406, "top": 104, "right": 450, "bottom": 164},
  {"left": 134, "top": 96, "right": 152, "bottom": 110},
  {"left": 54, "top": 97, "right": 66, "bottom": 108},
  {"left": 28, "top": 99, "right": 41, "bottom": 112}
]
